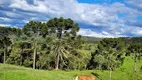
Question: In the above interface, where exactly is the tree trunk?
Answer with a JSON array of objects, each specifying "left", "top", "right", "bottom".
[
  {"left": 20, "top": 56, "right": 22, "bottom": 66},
  {"left": 55, "top": 47, "right": 60, "bottom": 70},
  {"left": 109, "top": 67, "right": 112, "bottom": 80},
  {"left": 33, "top": 46, "right": 37, "bottom": 69},
  {"left": 134, "top": 61, "right": 137, "bottom": 72},
  {"left": 99, "top": 63, "right": 102, "bottom": 70},
  {"left": 20, "top": 49, "right": 23, "bottom": 66},
  {"left": 3, "top": 48, "right": 6, "bottom": 64},
  {"left": 109, "top": 53, "right": 112, "bottom": 80},
  {"left": 134, "top": 53, "right": 137, "bottom": 72}
]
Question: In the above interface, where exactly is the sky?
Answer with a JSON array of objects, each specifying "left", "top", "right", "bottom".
[{"left": 0, "top": 0, "right": 142, "bottom": 38}]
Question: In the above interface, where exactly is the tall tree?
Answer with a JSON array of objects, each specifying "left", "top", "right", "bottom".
[
  {"left": 23, "top": 21, "right": 44, "bottom": 69},
  {"left": 0, "top": 36, "right": 11, "bottom": 64},
  {"left": 94, "top": 38, "right": 126, "bottom": 80},
  {"left": 46, "top": 17, "right": 80, "bottom": 70}
]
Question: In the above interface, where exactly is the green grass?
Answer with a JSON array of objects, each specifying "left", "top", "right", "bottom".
[
  {"left": 0, "top": 57, "right": 142, "bottom": 80},
  {"left": 119, "top": 56, "right": 142, "bottom": 71}
]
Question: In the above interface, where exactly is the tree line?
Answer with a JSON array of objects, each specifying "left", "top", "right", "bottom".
[{"left": 0, "top": 17, "right": 142, "bottom": 73}]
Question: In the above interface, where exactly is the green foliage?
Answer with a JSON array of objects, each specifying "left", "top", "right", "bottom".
[
  {"left": 67, "top": 50, "right": 91, "bottom": 70},
  {"left": 0, "top": 36, "right": 12, "bottom": 64},
  {"left": 127, "top": 43, "right": 142, "bottom": 72},
  {"left": 88, "top": 38, "right": 126, "bottom": 70},
  {"left": 46, "top": 17, "right": 79, "bottom": 38},
  {"left": 36, "top": 52, "right": 55, "bottom": 70},
  {"left": 0, "top": 27, "right": 22, "bottom": 36},
  {"left": 82, "top": 36, "right": 102, "bottom": 43},
  {"left": 6, "top": 41, "right": 32, "bottom": 66},
  {"left": 23, "top": 21, "right": 42, "bottom": 36},
  {"left": 0, "top": 37, "right": 12, "bottom": 48}
]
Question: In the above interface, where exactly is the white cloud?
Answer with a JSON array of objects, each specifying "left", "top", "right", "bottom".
[
  {"left": 9, "top": 0, "right": 61, "bottom": 15},
  {"left": 0, "top": 0, "right": 141, "bottom": 37},
  {"left": 0, "top": 24, "right": 11, "bottom": 27},
  {"left": 0, "top": 24, "right": 18, "bottom": 28},
  {"left": 134, "top": 30, "right": 142, "bottom": 36},
  {"left": 130, "top": 27, "right": 142, "bottom": 36},
  {"left": 4, "top": 10, "right": 22, "bottom": 18},
  {"left": 0, "top": 17, "right": 12, "bottom": 22},
  {"left": 78, "top": 29, "right": 126, "bottom": 38},
  {"left": 22, "top": 20, "right": 29, "bottom": 23},
  {"left": 126, "top": 0, "right": 142, "bottom": 9},
  {"left": 8, "top": 0, "right": 141, "bottom": 24}
]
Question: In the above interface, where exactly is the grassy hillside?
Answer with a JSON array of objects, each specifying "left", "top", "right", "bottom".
[{"left": 0, "top": 57, "right": 142, "bottom": 80}]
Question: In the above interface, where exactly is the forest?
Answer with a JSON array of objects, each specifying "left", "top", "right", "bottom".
[{"left": 0, "top": 17, "right": 142, "bottom": 76}]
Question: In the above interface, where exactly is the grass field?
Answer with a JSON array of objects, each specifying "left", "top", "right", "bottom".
[{"left": 0, "top": 57, "right": 142, "bottom": 80}]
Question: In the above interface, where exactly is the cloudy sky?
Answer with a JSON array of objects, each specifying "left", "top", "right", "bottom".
[{"left": 0, "top": 0, "right": 142, "bottom": 37}]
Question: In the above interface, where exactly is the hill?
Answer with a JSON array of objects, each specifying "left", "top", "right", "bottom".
[{"left": 82, "top": 36, "right": 103, "bottom": 43}]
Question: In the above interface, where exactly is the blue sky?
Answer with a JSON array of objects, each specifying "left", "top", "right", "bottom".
[{"left": 0, "top": 0, "right": 142, "bottom": 37}]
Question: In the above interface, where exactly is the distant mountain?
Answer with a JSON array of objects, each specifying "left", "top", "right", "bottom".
[
  {"left": 82, "top": 36, "right": 142, "bottom": 43},
  {"left": 120, "top": 37, "right": 142, "bottom": 44},
  {"left": 82, "top": 36, "right": 103, "bottom": 42}
]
